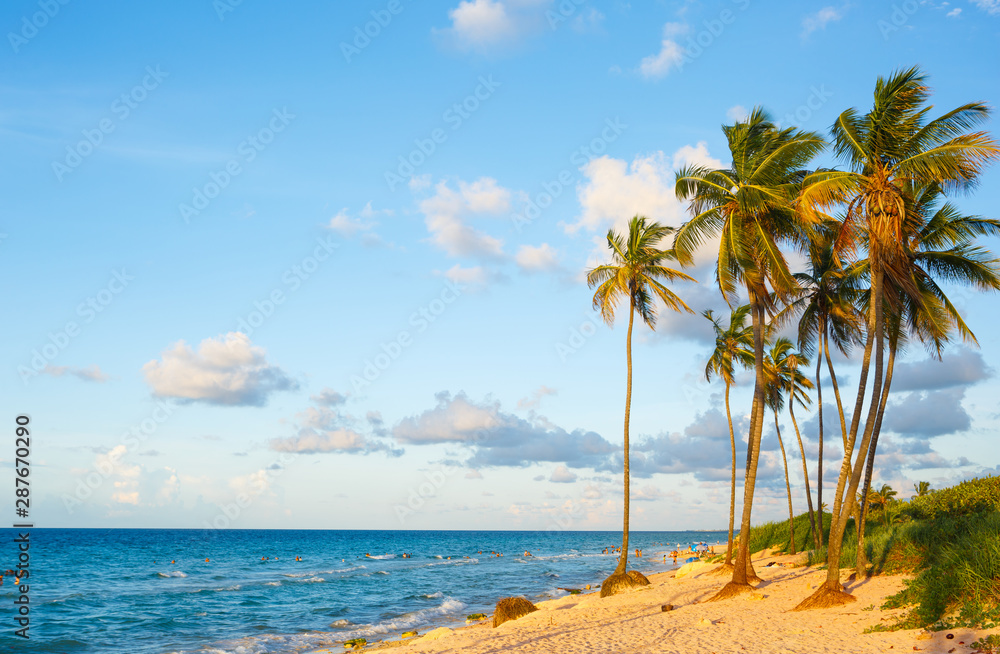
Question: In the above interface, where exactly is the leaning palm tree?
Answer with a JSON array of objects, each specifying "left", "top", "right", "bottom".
[
  {"left": 675, "top": 107, "right": 825, "bottom": 598},
  {"left": 776, "top": 221, "right": 864, "bottom": 549},
  {"left": 704, "top": 305, "right": 755, "bottom": 571},
  {"left": 854, "top": 181, "right": 1000, "bottom": 578},
  {"left": 795, "top": 67, "right": 1000, "bottom": 609},
  {"left": 587, "top": 215, "right": 695, "bottom": 597}
]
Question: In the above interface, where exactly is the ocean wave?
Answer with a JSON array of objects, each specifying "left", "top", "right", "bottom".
[
  {"left": 366, "top": 554, "right": 396, "bottom": 560},
  {"left": 329, "top": 619, "right": 351, "bottom": 628},
  {"left": 283, "top": 565, "right": 364, "bottom": 578},
  {"left": 423, "top": 591, "right": 444, "bottom": 599},
  {"left": 333, "top": 597, "right": 467, "bottom": 640},
  {"left": 156, "top": 571, "right": 187, "bottom": 578}
]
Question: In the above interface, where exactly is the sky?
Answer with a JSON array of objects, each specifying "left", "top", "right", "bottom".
[{"left": 3, "top": 0, "right": 1000, "bottom": 531}]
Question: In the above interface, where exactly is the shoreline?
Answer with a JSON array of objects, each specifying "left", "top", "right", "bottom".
[{"left": 310, "top": 549, "right": 997, "bottom": 654}]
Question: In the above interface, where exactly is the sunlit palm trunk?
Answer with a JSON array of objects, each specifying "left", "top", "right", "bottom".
[
  {"left": 823, "top": 270, "right": 885, "bottom": 593},
  {"left": 823, "top": 329, "right": 849, "bottom": 450},
  {"left": 725, "top": 382, "right": 736, "bottom": 565},
  {"left": 775, "top": 413, "right": 796, "bottom": 554},
  {"left": 730, "top": 299, "right": 767, "bottom": 588},
  {"left": 855, "top": 342, "right": 896, "bottom": 578},
  {"left": 814, "top": 322, "right": 825, "bottom": 550},
  {"left": 790, "top": 402, "right": 818, "bottom": 551},
  {"left": 615, "top": 303, "right": 635, "bottom": 576}
]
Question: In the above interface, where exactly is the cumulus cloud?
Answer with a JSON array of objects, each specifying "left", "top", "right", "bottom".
[
  {"left": 269, "top": 400, "right": 403, "bottom": 456},
  {"left": 142, "top": 332, "right": 298, "bottom": 406},
  {"left": 890, "top": 348, "right": 992, "bottom": 392},
  {"left": 41, "top": 364, "right": 110, "bottom": 383},
  {"left": 419, "top": 178, "right": 509, "bottom": 259},
  {"left": 882, "top": 388, "right": 972, "bottom": 437},
  {"left": 515, "top": 243, "right": 560, "bottom": 273},
  {"left": 392, "top": 391, "right": 618, "bottom": 469},
  {"left": 801, "top": 5, "right": 845, "bottom": 39},
  {"left": 638, "top": 22, "right": 687, "bottom": 79},
  {"left": 570, "top": 143, "right": 723, "bottom": 235},
  {"left": 439, "top": 0, "right": 556, "bottom": 52},
  {"left": 550, "top": 465, "right": 578, "bottom": 483}
]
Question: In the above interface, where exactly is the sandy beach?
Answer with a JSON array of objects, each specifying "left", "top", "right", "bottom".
[{"left": 333, "top": 550, "right": 997, "bottom": 654}]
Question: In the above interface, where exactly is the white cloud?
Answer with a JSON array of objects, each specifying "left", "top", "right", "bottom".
[
  {"left": 311, "top": 388, "right": 349, "bottom": 406},
  {"left": 726, "top": 105, "right": 749, "bottom": 122},
  {"left": 515, "top": 243, "right": 560, "bottom": 272},
  {"left": 971, "top": 0, "right": 1000, "bottom": 14},
  {"left": 569, "top": 143, "right": 723, "bottom": 236},
  {"left": 41, "top": 364, "right": 110, "bottom": 383},
  {"left": 142, "top": 332, "right": 298, "bottom": 407},
  {"left": 269, "top": 401, "right": 402, "bottom": 456},
  {"left": 517, "top": 385, "right": 557, "bottom": 410},
  {"left": 419, "top": 178, "right": 509, "bottom": 259},
  {"left": 571, "top": 7, "right": 604, "bottom": 32},
  {"left": 327, "top": 202, "right": 391, "bottom": 247},
  {"left": 638, "top": 22, "right": 687, "bottom": 79},
  {"left": 550, "top": 465, "right": 578, "bottom": 483},
  {"left": 801, "top": 6, "right": 844, "bottom": 39},
  {"left": 440, "top": 0, "right": 554, "bottom": 51},
  {"left": 946, "top": 7, "right": 962, "bottom": 17},
  {"left": 392, "top": 391, "right": 617, "bottom": 469}
]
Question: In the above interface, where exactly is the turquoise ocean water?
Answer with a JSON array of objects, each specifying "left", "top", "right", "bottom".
[{"left": 0, "top": 528, "right": 727, "bottom": 653}]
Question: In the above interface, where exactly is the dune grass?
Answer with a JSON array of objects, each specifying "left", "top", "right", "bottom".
[{"left": 740, "top": 476, "right": 1000, "bottom": 630}]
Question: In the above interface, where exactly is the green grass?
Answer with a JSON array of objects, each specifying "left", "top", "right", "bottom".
[{"left": 741, "top": 476, "right": 1000, "bottom": 631}]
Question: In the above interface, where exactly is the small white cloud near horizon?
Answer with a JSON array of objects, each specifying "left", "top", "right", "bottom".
[
  {"left": 550, "top": 465, "right": 578, "bottom": 483},
  {"left": 142, "top": 332, "right": 298, "bottom": 407},
  {"left": 801, "top": 6, "right": 845, "bottom": 39},
  {"left": 42, "top": 364, "right": 110, "bottom": 383},
  {"left": 638, "top": 22, "right": 687, "bottom": 79}
]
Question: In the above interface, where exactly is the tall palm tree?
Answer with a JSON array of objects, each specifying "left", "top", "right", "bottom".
[
  {"left": 776, "top": 222, "right": 864, "bottom": 549},
  {"left": 763, "top": 341, "right": 798, "bottom": 554},
  {"left": 913, "top": 481, "right": 931, "bottom": 497},
  {"left": 704, "top": 305, "right": 755, "bottom": 569},
  {"left": 855, "top": 182, "right": 1000, "bottom": 577},
  {"left": 587, "top": 215, "right": 695, "bottom": 596},
  {"left": 795, "top": 67, "right": 1000, "bottom": 609},
  {"left": 675, "top": 107, "right": 825, "bottom": 598}
]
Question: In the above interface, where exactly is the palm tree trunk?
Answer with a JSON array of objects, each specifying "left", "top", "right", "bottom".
[
  {"left": 810, "top": 270, "right": 886, "bottom": 603},
  {"left": 790, "top": 402, "right": 818, "bottom": 551},
  {"left": 775, "top": 412, "right": 796, "bottom": 554},
  {"left": 725, "top": 381, "right": 736, "bottom": 566},
  {"left": 814, "top": 321, "right": 826, "bottom": 550},
  {"left": 725, "top": 298, "right": 767, "bottom": 592},
  {"left": 615, "top": 303, "right": 635, "bottom": 576},
  {"left": 823, "top": 329, "right": 849, "bottom": 450},
  {"left": 855, "top": 341, "right": 896, "bottom": 579}
]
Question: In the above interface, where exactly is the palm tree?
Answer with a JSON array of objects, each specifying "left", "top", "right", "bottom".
[
  {"left": 587, "top": 215, "right": 695, "bottom": 596},
  {"left": 776, "top": 222, "right": 864, "bottom": 549},
  {"left": 704, "top": 305, "right": 755, "bottom": 570},
  {"left": 913, "top": 481, "right": 931, "bottom": 497},
  {"left": 675, "top": 107, "right": 825, "bottom": 598},
  {"left": 763, "top": 341, "right": 798, "bottom": 554},
  {"left": 795, "top": 67, "right": 1000, "bottom": 609},
  {"left": 854, "top": 181, "right": 1000, "bottom": 578}
]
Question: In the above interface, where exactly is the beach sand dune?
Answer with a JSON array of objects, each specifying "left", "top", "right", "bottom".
[{"left": 383, "top": 551, "right": 993, "bottom": 654}]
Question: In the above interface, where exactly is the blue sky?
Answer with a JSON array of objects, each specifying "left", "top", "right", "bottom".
[{"left": 3, "top": 0, "right": 1000, "bottom": 530}]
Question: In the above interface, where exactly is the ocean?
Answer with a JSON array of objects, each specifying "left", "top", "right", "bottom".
[{"left": 0, "top": 528, "right": 727, "bottom": 653}]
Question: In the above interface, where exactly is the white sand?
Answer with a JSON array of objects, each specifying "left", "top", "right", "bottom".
[{"left": 375, "top": 551, "right": 996, "bottom": 654}]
